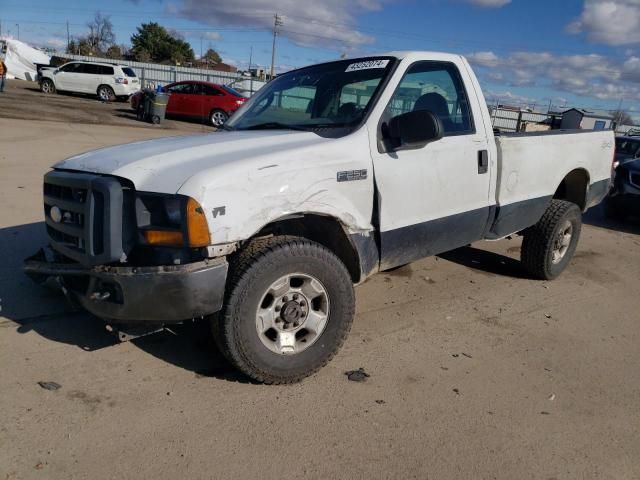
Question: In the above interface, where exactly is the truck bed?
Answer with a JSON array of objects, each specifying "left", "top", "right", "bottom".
[{"left": 486, "top": 129, "right": 614, "bottom": 239}]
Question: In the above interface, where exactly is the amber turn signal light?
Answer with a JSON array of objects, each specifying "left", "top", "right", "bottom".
[
  {"left": 143, "top": 230, "right": 184, "bottom": 246},
  {"left": 186, "top": 198, "right": 211, "bottom": 247}
]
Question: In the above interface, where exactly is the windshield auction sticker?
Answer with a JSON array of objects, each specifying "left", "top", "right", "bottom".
[{"left": 345, "top": 59, "right": 390, "bottom": 72}]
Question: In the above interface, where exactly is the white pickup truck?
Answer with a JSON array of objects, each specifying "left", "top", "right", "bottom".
[{"left": 25, "top": 51, "right": 614, "bottom": 383}]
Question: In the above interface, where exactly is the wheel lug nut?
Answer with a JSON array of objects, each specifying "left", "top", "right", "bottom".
[
  {"left": 283, "top": 296, "right": 288, "bottom": 302},
  {"left": 275, "top": 305, "right": 281, "bottom": 312},
  {"left": 293, "top": 294, "right": 299, "bottom": 300}
]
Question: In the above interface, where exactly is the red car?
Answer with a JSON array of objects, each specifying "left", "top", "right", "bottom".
[{"left": 131, "top": 81, "right": 246, "bottom": 127}]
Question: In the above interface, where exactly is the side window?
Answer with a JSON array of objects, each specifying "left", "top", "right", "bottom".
[
  {"left": 59, "top": 63, "right": 81, "bottom": 73},
  {"left": 594, "top": 120, "right": 606, "bottom": 130},
  {"left": 385, "top": 61, "right": 474, "bottom": 136},
  {"left": 189, "top": 84, "right": 202, "bottom": 95},
  {"left": 101, "top": 66, "right": 114, "bottom": 75},
  {"left": 82, "top": 64, "right": 99, "bottom": 75},
  {"left": 122, "top": 68, "right": 137, "bottom": 78},
  {"left": 167, "top": 83, "right": 193, "bottom": 94},
  {"left": 202, "top": 85, "right": 223, "bottom": 96}
]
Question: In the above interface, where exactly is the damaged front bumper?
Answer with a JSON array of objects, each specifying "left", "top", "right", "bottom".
[{"left": 23, "top": 248, "right": 228, "bottom": 324}]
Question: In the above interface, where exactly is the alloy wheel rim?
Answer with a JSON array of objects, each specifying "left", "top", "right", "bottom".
[
  {"left": 552, "top": 220, "right": 573, "bottom": 264},
  {"left": 212, "top": 111, "right": 226, "bottom": 126},
  {"left": 255, "top": 273, "right": 330, "bottom": 355}
]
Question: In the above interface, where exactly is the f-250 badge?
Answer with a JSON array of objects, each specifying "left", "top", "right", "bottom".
[{"left": 337, "top": 170, "right": 368, "bottom": 182}]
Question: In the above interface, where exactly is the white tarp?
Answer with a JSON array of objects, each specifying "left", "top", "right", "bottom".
[{"left": 0, "top": 38, "right": 51, "bottom": 81}]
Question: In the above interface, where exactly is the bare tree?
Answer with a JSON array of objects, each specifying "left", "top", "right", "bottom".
[
  {"left": 87, "top": 12, "right": 115, "bottom": 54},
  {"left": 613, "top": 110, "right": 634, "bottom": 126}
]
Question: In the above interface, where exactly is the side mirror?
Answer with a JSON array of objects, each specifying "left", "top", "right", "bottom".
[{"left": 385, "top": 110, "right": 444, "bottom": 150}]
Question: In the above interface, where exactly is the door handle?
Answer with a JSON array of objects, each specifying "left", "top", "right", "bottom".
[{"left": 478, "top": 150, "right": 489, "bottom": 174}]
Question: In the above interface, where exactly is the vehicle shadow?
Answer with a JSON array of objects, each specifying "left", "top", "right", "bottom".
[
  {"left": 0, "top": 222, "right": 250, "bottom": 383},
  {"left": 583, "top": 203, "right": 640, "bottom": 235},
  {"left": 438, "top": 245, "right": 529, "bottom": 279}
]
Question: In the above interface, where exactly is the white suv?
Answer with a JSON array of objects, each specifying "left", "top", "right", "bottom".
[{"left": 40, "top": 61, "right": 141, "bottom": 101}]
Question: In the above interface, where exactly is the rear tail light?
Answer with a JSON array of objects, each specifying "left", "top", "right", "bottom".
[{"left": 115, "top": 77, "right": 129, "bottom": 85}]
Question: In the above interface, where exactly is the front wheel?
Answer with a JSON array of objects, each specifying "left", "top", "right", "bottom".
[
  {"left": 212, "top": 236, "right": 355, "bottom": 384},
  {"left": 521, "top": 200, "right": 582, "bottom": 280},
  {"left": 210, "top": 109, "right": 228, "bottom": 128},
  {"left": 40, "top": 79, "right": 56, "bottom": 94}
]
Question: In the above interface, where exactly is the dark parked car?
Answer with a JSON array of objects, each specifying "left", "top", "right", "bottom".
[
  {"left": 131, "top": 81, "right": 246, "bottom": 127},
  {"left": 606, "top": 136, "right": 640, "bottom": 220}
]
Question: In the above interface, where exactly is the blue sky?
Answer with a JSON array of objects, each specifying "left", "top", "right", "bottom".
[{"left": 4, "top": 0, "right": 640, "bottom": 119}]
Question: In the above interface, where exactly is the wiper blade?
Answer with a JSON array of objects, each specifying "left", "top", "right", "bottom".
[{"left": 243, "top": 122, "right": 308, "bottom": 131}]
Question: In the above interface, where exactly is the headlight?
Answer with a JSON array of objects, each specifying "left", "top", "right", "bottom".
[{"left": 136, "top": 193, "right": 210, "bottom": 248}]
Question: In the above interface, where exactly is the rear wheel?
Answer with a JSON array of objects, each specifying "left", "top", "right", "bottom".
[
  {"left": 211, "top": 236, "right": 355, "bottom": 384},
  {"left": 210, "top": 109, "right": 228, "bottom": 128},
  {"left": 40, "top": 79, "right": 56, "bottom": 94},
  {"left": 521, "top": 200, "right": 582, "bottom": 280},
  {"left": 97, "top": 85, "right": 115, "bottom": 102}
]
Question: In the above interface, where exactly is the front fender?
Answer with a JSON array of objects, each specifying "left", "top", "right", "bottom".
[{"left": 178, "top": 127, "right": 376, "bottom": 244}]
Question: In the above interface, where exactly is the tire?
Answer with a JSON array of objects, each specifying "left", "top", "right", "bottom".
[
  {"left": 151, "top": 115, "right": 161, "bottom": 125},
  {"left": 212, "top": 236, "right": 355, "bottom": 384},
  {"left": 210, "top": 109, "right": 228, "bottom": 128},
  {"left": 40, "top": 79, "right": 56, "bottom": 94},
  {"left": 521, "top": 200, "right": 582, "bottom": 280},
  {"left": 97, "top": 85, "right": 115, "bottom": 102}
]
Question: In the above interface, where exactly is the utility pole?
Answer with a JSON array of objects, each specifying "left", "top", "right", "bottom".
[
  {"left": 270, "top": 13, "right": 283, "bottom": 80},
  {"left": 248, "top": 46, "right": 254, "bottom": 96},
  {"left": 16, "top": 23, "right": 19, "bottom": 41},
  {"left": 66, "top": 21, "right": 70, "bottom": 52}
]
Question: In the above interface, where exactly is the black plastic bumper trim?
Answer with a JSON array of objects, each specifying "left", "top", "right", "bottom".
[{"left": 24, "top": 253, "right": 228, "bottom": 324}]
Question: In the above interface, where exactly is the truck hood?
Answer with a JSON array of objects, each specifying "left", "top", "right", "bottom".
[{"left": 54, "top": 130, "right": 331, "bottom": 193}]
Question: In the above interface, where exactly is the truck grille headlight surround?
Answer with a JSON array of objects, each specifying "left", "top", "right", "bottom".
[{"left": 138, "top": 193, "right": 210, "bottom": 248}]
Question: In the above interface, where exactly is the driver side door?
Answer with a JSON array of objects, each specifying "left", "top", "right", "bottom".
[
  {"left": 55, "top": 62, "right": 83, "bottom": 91},
  {"left": 370, "top": 60, "right": 493, "bottom": 270}
]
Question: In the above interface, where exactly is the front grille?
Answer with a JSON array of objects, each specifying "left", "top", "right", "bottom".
[
  {"left": 43, "top": 170, "right": 124, "bottom": 266},
  {"left": 630, "top": 172, "right": 640, "bottom": 189}
]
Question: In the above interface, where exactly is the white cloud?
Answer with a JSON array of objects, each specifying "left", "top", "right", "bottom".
[
  {"left": 204, "top": 32, "right": 222, "bottom": 41},
  {"left": 567, "top": 0, "right": 640, "bottom": 45},
  {"left": 467, "top": 49, "right": 640, "bottom": 104},
  {"left": 177, "top": 0, "right": 383, "bottom": 48},
  {"left": 43, "top": 37, "right": 67, "bottom": 50},
  {"left": 485, "top": 90, "right": 536, "bottom": 105},
  {"left": 466, "top": 51, "right": 500, "bottom": 67},
  {"left": 463, "top": 0, "right": 511, "bottom": 7}
]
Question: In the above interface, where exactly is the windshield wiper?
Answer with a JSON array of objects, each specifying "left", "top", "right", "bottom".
[{"left": 242, "top": 122, "right": 309, "bottom": 131}]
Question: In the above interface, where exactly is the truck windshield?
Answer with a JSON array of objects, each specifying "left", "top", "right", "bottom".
[{"left": 226, "top": 57, "right": 396, "bottom": 132}]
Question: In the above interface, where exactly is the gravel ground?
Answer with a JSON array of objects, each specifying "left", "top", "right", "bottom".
[
  {"left": 0, "top": 79, "right": 214, "bottom": 133},
  {"left": 1, "top": 116, "right": 639, "bottom": 480}
]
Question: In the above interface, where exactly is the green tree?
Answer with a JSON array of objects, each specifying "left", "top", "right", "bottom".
[
  {"left": 130, "top": 22, "right": 195, "bottom": 64},
  {"left": 105, "top": 45, "right": 122, "bottom": 59},
  {"left": 67, "top": 37, "right": 94, "bottom": 55},
  {"left": 202, "top": 48, "right": 222, "bottom": 64}
]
